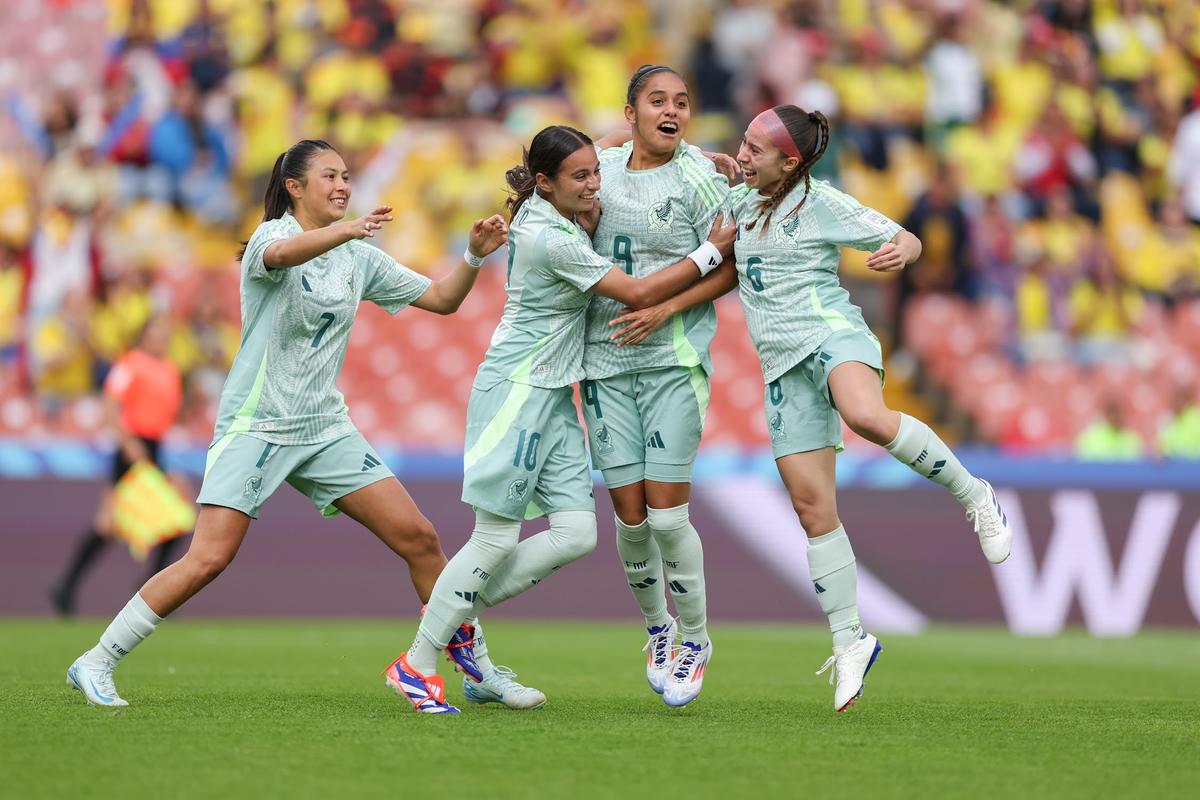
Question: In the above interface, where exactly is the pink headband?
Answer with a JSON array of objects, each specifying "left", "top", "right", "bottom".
[{"left": 748, "top": 109, "right": 803, "bottom": 162}]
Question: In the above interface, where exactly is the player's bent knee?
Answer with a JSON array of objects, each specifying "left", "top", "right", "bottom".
[
  {"left": 396, "top": 516, "right": 441, "bottom": 557},
  {"left": 645, "top": 503, "right": 690, "bottom": 533},
  {"left": 550, "top": 510, "right": 598, "bottom": 562},
  {"left": 842, "top": 406, "right": 892, "bottom": 443}
]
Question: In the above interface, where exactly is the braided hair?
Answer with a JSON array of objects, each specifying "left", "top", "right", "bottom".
[{"left": 745, "top": 107, "right": 830, "bottom": 234}]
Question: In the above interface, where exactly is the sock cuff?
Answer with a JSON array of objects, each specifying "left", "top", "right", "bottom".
[
  {"left": 806, "top": 525, "right": 855, "bottom": 579},
  {"left": 615, "top": 515, "right": 651, "bottom": 539},
  {"left": 645, "top": 503, "right": 689, "bottom": 531},
  {"left": 884, "top": 412, "right": 924, "bottom": 455},
  {"left": 130, "top": 592, "right": 164, "bottom": 625}
]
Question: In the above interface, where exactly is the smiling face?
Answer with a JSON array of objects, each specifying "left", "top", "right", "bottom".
[
  {"left": 626, "top": 71, "right": 690, "bottom": 161},
  {"left": 288, "top": 150, "right": 350, "bottom": 227},
  {"left": 736, "top": 125, "right": 798, "bottom": 196},
  {"left": 537, "top": 145, "right": 601, "bottom": 219}
]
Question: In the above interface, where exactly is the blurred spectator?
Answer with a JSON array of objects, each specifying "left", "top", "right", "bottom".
[
  {"left": 148, "top": 79, "right": 233, "bottom": 214},
  {"left": 30, "top": 288, "right": 95, "bottom": 404},
  {"left": 1068, "top": 260, "right": 1143, "bottom": 364},
  {"left": 971, "top": 195, "right": 1020, "bottom": 300},
  {"left": 1124, "top": 197, "right": 1200, "bottom": 301},
  {"left": 893, "top": 163, "right": 971, "bottom": 351},
  {"left": 1158, "top": 385, "right": 1200, "bottom": 459},
  {"left": 1075, "top": 401, "right": 1145, "bottom": 461},
  {"left": 923, "top": 14, "right": 983, "bottom": 140},
  {"left": 1168, "top": 92, "right": 1200, "bottom": 224}
]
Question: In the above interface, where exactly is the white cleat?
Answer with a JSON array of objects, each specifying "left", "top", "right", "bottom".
[
  {"left": 816, "top": 631, "right": 882, "bottom": 712},
  {"left": 663, "top": 640, "right": 712, "bottom": 708},
  {"left": 642, "top": 619, "right": 678, "bottom": 695},
  {"left": 462, "top": 665, "right": 546, "bottom": 710},
  {"left": 67, "top": 653, "right": 128, "bottom": 707},
  {"left": 966, "top": 479, "right": 1013, "bottom": 564}
]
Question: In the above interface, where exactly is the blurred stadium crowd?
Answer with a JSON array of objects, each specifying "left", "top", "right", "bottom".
[{"left": 1, "top": 0, "right": 1199, "bottom": 459}]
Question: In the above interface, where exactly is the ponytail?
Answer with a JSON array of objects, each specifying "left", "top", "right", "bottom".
[
  {"left": 238, "top": 139, "right": 336, "bottom": 260},
  {"left": 505, "top": 126, "right": 593, "bottom": 221},
  {"left": 505, "top": 150, "right": 538, "bottom": 219}
]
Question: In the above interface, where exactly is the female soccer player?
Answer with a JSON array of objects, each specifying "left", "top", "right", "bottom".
[
  {"left": 579, "top": 65, "right": 737, "bottom": 708},
  {"left": 613, "top": 106, "right": 1013, "bottom": 712},
  {"left": 66, "top": 139, "right": 509, "bottom": 707},
  {"left": 50, "top": 315, "right": 187, "bottom": 617},
  {"left": 384, "top": 125, "right": 734, "bottom": 713}
]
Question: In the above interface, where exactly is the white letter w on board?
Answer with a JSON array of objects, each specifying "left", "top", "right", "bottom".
[{"left": 992, "top": 490, "right": 1179, "bottom": 636}]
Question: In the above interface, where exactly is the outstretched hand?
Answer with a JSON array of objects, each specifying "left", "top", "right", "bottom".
[
  {"left": 469, "top": 214, "right": 510, "bottom": 258},
  {"left": 343, "top": 206, "right": 393, "bottom": 239}
]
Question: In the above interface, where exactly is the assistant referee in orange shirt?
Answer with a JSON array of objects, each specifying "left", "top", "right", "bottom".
[{"left": 50, "top": 315, "right": 187, "bottom": 616}]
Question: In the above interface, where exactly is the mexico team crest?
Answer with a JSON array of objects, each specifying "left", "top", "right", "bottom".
[
  {"left": 244, "top": 475, "right": 263, "bottom": 502},
  {"left": 594, "top": 424, "right": 615, "bottom": 455},
  {"left": 648, "top": 199, "right": 674, "bottom": 231},
  {"left": 507, "top": 478, "right": 530, "bottom": 502},
  {"left": 774, "top": 214, "right": 801, "bottom": 244},
  {"left": 769, "top": 412, "right": 786, "bottom": 442}
]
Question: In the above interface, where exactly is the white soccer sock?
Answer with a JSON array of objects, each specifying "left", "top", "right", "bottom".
[
  {"left": 89, "top": 592, "right": 163, "bottom": 664},
  {"left": 884, "top": 413, "right": 987, "bottom": 508},
  {"left": 470, "top": 619, "right": 495, "bottom": 675},
  {"left": 616, "top": 515, "right": 670, "bottom": 628},
  {"left": 647, "top": 503, "right": 708, "bottom": 647},
  {"left": 414, "top": 510, "right": 521, "bottom": 672},
  {"left": 479, "top": 510, "right": 597, "bottom": 606},
  {"left": 806, "top": 526, "right": 861, "bottom": 653}
]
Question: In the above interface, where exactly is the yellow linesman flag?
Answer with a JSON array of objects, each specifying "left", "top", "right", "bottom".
[{"left": 112, "top": 461, "right": 196, "bottom": 560}]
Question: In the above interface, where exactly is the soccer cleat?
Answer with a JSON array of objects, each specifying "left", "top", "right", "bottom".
[
  {"left": 382, "top": 653, "right": 460, "bottom": 714},
  {"left": 66, "top": 653, "right": 128, "bottom": 707},
  {"left": 815, "top": 631, "right": 883, "bottom": 712},
  {"left": 462, "top": 665, "right": 547, "bottom": 710},
  {"left": 966, "top": 479, "right": 1013, "bottom": 564},
  {"left": 445, "top": 622, "right": 484, "bottom": 683},
  {"left": 663, "top": 639, "right": 712, "bottom": 708},
  {"left": 642, "top": 618, "right": 678, "bottom": 694}
]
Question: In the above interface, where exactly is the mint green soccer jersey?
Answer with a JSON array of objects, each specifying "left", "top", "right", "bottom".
[
  {"left": 473, "top": 193, "right": 613, "bottom": 390},
  {"left": 214, "top": 213, "right": 432, "bottom": 445},
  {"left": 731, "top": 179, "right": 902, "bottom": 383},
  {"left": 583, "top": 141, "right": 731, "bottom": 380}
]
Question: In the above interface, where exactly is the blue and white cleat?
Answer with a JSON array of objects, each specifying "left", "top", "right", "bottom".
[
  {"left": 966, "top": 479, "right": 1013, "bottom": 564},
  {"left": 642, "top": 618, "right": 677, "bottom": 695},
  {"left": 462, "top": 665, "right": 546, "bottom": 710},
  {"left": 663, "top": 640, "right": 712, "bottom": 708},
  {"left": 445, "top": 623, "right": 484, "bottom": 683},
  {"left": 67, "top": 652, "right": 128, "bottom": 707},
  {"left": 382, "top": 653, "right": 459, "bottom": 714},
  {"left": 816, "top": 631, "right": 882, "bottom": 712}
]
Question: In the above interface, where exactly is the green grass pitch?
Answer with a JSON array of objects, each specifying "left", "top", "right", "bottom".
[{"left": 3, "top": 620, "right": 1197, "bottom": 799}]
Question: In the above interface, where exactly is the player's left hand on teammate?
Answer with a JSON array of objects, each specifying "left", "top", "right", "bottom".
[
  {"left": 609, "top": 304, "right": 671, "bottom": 347},
  {"left": 705, "top": 151, "right": 739, "bottom": 184},
  {"left": 469, "top": 214, "right": 509, "bottom": 258},
  {"left": 866, "top": 242, "right": 907, "bottom": 272},
  {"left": 578, "top": 198, "right": 602, "bottom": 238}
]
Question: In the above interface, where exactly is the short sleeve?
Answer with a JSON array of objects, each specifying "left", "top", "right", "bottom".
[
  {"left": 681, "top": 147, "right": 732, "bottom": 241},
  {"left": 811, "top": 183, "right": 902, "bottom": 251},
  {"left": 357, "top": 242, "right": 434, "bottom": 315},
  {"left": 547, "top": 227, "right": 612, "bottom": 293},
  {"left": 241, "top": 218, "right": 295, "bottom": 283}
]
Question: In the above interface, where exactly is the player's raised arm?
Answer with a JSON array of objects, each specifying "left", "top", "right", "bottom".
[{"left": 410, "top": 214, "right": 509, "bottom": 315}]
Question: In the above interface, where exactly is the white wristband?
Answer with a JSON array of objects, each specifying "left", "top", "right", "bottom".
[
  {"left": 687, "top": 241, "right": 723, "bottom": 276},
  {"left": 464, "top": 248, "right": 485, "bottom": 269}
]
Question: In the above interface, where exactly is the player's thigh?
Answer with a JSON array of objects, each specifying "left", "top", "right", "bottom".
[
  {"left": 286, "top": 430, "right": 396, "bottom": 518},
  {"left": 809, "top": 329, "right": 884, "bottom": 410},
  {"left": 765, "top": 361, "right": 843, "bottom": 460},
  {"left": 579, "top": 375, "right": 646, "bottom": 482},
  {"left": 196, "top": 433, "right": 306, "bottom": 518},
  {"left": 775, "top": 447, "right": 839, "bottom": 535},
  {"left": 333, "top": 475, "right": 442, "bottom": 559},
  {"left": 635, "top": 365, "right": 708, "bottom": 484},
  {"left": 185, "top": 504, "right": 253, "bottom": 567}
]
